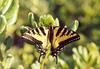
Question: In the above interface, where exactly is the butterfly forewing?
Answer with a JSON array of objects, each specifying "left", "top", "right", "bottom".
[
  {"left": 22, "top": 26, "right": 49, "bottom": 49},
  {"left": 49, "top": 26, "right": 80, "bottom": 51}
]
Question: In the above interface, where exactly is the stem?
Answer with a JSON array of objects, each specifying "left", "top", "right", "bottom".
[{"left": 40, "top": 43, "right": 51, "bottom": 69}]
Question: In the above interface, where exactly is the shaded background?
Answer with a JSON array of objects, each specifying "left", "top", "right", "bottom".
[{"left": 0, "top": 0, "right": 100, "bottom": 69}]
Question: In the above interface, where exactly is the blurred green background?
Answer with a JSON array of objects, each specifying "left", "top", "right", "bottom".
[{"left": 0, "top": 0, "right": 100, "bottom": 69}]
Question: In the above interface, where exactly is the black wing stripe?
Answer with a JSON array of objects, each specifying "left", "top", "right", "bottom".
[
  {"left": 70, "top": 31, "right": 75, "bottom": 35},
  {"left": 49, "top": 26, "right": 53, "bottom": 42},
  {"left": 25, "top": 27, "right": 33, "bottom": 34},
  {"left": 60, "top": 28, "right": 67, "bottom": 36},
  {"left": 27, "top": 30, "right": 31, "bottom": 34},
  {"left": 59, "top": 35, "right": 80, "bottom": 46},
  {"left": 66, "top": 30, "right": 71, "bottom": 35},
  {"left": 56, "top": 45, "right": 64, "bottom": 51},
  {"left": 25, "top": 27, "right": 35, "bottom": 34},
  {"left": 56, "top": 27, "right": 63, "bottom": 36},
  {"left": 39, "top": 27, "right": 46, "bottom": 35},
  {"left": 35, "top": 28, "right": 40, "bottom": 34},
  {"left": 32, "top": 29, "right": 35, "bottom": 34},
  {"left": 53, "top": 26, "right": 58, "bottom": 30}
]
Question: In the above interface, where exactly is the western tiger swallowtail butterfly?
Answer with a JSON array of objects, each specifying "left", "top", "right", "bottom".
[{"left": 22, "top": 26, "right": 80, "bottom": 63}]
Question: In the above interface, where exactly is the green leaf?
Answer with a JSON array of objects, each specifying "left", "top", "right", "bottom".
[
  {"left": 72, "top": 43, "right": 100, "bottom": 69},
  {"left": 0, "top": 64, "right": 3, "bottom": 69},
  {"left": 4, "top": 36, "right": 13, "bottom": 50},
  {"left": 28, "top": 12, "right": 38, "bottom": 28},
  {"left": 54, "top": 18, "right": 59, "bottom": 26},
  {"left": 2, "top": 54, "right": 14, "bottom": 69},
  {"left": 39, "top": 14, "right": 55, "bottom": 26},
  {"left": 5, "top": 0, "right": 19, "bottom": 25},
  {"left": 0, "top": 0, "right": 13, "bottom": 14},
  {"left": 0, "top": 0, "right": 4, "bottom": 9},
  {"left": 70, "top": 20, "right": 79, "bottom": 31},
  {"left": 28, "top": 12, "right": 34, "bottom": 23},
  {"left": 18, "top": 65, "right": 24, "bottom": 69},
  {"left": 31, "top": 61, "right": 40, "bottom": 69},
  {"left": 0, "top": 15, "right": 7, "bottom": 34}
]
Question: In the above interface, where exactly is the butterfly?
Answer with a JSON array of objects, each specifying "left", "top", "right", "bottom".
[{"left": 22, "top": 26, "right": 80, "bottom": 63}]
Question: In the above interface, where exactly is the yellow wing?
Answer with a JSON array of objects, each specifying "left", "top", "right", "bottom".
[
  {"left": 22, "top": 26, "right": 49, "bottom": 49},
  {"left": 49, "top": 26, "right": 80, "bottom": 49}
]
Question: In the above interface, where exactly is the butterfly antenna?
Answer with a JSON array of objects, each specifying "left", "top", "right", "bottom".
[
  {"left": 38, "top": 54, "right": 42, "bottom": 62},
  {"left": 55, "top": 56, "right": 58, "bottom": 64}
]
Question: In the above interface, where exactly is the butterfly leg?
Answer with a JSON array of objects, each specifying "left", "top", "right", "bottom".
[
  {"left": 51, "top": 48, "right": 58, "bottom": 64},
  {"left": 55, "top": 55, "right": 58, "bottom": 64},
  {"left": 38, "top": 51, "right": 46, "bottom": 62},
  {"left": 38, "top": 54, "right": 42, "bottom": 62},
  {"left": 52, "top": 52, "right": 58, "bottom": 64}
]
